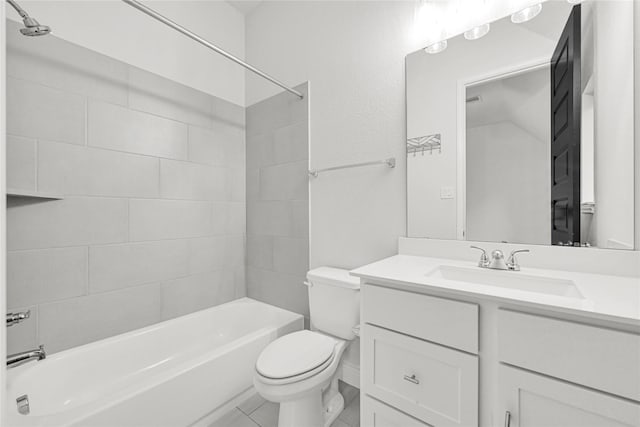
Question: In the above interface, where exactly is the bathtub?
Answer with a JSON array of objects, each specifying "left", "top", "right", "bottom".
[{"left": 5, "top": 298, "right": 303, "bottom": 427}]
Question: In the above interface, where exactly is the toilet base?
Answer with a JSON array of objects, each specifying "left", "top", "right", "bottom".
[{"left": 276, "top": 377, "right": 345, "bottom": 427}]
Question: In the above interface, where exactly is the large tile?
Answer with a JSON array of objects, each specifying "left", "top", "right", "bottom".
[
  {"left": 330, "top": 419, "right": 350, "bottom": 427},
  {"left": 337, "top": 394, "right": 360, "bottom": 427},
  {"left": 227, "top": 167, "right": 246, "bottom": 202},
  {"left": 128, "top": 67, "right": 214, "bottom": 128},
  {"left": 272, "top": 121, "right": 308, "bottom": 165},
  {"left": 246, "top": 94, "right": 292, "bottom": 137},
  {"left": 7, "top": 135, "right": 36, "bottom": 191},
  {"left": 160, "top": 271, "right": 236, "bottom": 320},
  {"left": 246, "top": 133, "right": 274, "bottom": 170},
  {"left": 7, "top": 77, "right": 85, "bottom": 145},
  {"left": 226, "top": 235, "right": 245, "bottom": 267},
  {"left": 6, "top": 20, "right": 128, "bottom": 105},
  {"left": 39, "top": 283, "right": 162, "bottom": 353},
  {"left": 129, "top": 199, "right": 213, "bottom": 241},
  {"left": 237, "top": 393, "right": 266, "bottom": 416},
  {"left": 38, "top": 141, "right": 160, "bottom": 198},
  {"left": 88, "top": 100, "right": 188, "bottom": 160},
  {"left": 7, "top": 197, "right": 128, "bottom": 250},
  {"left": 273, "top": 237, "right": 309, "bottom": 276},
  {"left": 248, "top": 401, "right": 279, "bottom": 427},
  {"left": 90, "top": 240, "right": 190, "bottom": 293},
  {"left": 8, "top": 247, "right": 87, "bottom": 308},
  {"left": 259, "top": 161, "right": 308, "bottom": 201},
  {"left": 226, "top": 202, "right": 247, "bottom": 235},
  {"left": 188, "top": 123, "right": 244, "bottom": 168},
  {"left": 188, "top": 236, "right": 228, "bottom": 274},
  {"left": 246, "top": 169, "right": 260, "bottom": 201},
  {"left": 213, "top": 97, "right": 245, "bottom": 129},
  {"left": 209, "top": 409, "right": 257, "bottom": 427},
  {"left": 292, "top": 200, "right": 310, "bottom": 238},
  {"left": 188, "top": 125, "right": 226, "bottom": 167},
  {"left": 246, "top": 201, "right": 293, "bottom": 237},
  {"left": 160, "top": 159, "right": 226, "bottom": 201},
  {"left": 6, "top": 306, "right": 39, "bottom": 355},
  {"left": 247, "top": 235, "right": 274, "bottom": 270},
  {"left": 246, "top": 267, "right": 309, "bottom": 317}
]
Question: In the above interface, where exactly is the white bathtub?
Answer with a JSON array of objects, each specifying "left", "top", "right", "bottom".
[{"left": 5, "top": 298, "right": 303, "bottom": 427}]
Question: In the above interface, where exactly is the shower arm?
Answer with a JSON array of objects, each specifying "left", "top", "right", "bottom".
[
  {"left": 121, "top": 0, "right": 304, "bottom": 100},
  {"left": 6, "top": 0, "right": 29, "bottom": 19}
]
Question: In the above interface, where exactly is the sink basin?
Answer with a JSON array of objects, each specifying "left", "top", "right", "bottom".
[{"left": 426, "top": 265, "right": 584, "bottom": 299}]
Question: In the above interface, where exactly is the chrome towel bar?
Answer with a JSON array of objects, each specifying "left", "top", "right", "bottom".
[{"left": 308, "top": 158, "right": 396, "bottom": 178}]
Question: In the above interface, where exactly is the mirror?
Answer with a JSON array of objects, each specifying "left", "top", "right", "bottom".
[{"left": 406, "top": 1, "right": 635, "bottom": 249}]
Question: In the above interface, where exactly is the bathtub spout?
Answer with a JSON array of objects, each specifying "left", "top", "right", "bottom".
[{"left": 7, "top": 345, "right": 46, "bottom": 368}]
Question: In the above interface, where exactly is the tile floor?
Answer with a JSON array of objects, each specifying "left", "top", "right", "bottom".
[{"left": 210, "top": 382, "right": 360, "bottom": 427}]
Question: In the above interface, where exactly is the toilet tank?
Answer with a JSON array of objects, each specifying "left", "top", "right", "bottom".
[{"left": 307, "top": 267, "right": 360, "bottom": 340}]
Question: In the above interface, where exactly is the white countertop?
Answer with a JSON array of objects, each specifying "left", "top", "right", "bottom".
[{"left": 351, "top": 255, "right": 640, "bottom": 326}]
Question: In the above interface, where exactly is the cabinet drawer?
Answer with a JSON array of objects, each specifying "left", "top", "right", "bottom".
[
  {"left": 362, "top": 324, "right": 478, "bottom": 427},
  {"left": 498, "top": 365, "right": 640, "bottom": 427},
  {"left": 498, "top": 309, "right": 640, "bottom": 401},
  {"left": 363, "top": 396, "right": 431, "bottom": 427},
  {"left": 362, "top": 284, "right": 479, "bottom": 353}
]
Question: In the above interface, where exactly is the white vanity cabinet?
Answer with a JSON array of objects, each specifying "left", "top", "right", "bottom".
[
  {"left": 361, "top": 284, "right": 479, "bottom": 427},
  {"left": 360, "top": 281, "right": 640, "bottom": 427},
  {"left": 498, "top": 365, "right": 640, "bottom": 427}
]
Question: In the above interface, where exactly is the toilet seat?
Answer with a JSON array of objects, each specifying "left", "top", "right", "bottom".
[{"left": 256, "top": 330, "right": 337, "bottom": 385}]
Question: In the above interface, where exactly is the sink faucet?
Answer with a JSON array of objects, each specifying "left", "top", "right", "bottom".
[
  {"left": 7, "top": 345, "right": 46, "bottom": 368},
  {"left": 471, "top": 246, "right": 530, "bottom": 271}
]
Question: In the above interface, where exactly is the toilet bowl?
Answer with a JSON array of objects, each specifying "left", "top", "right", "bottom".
[{"left": 253, "top": 267, "right": 360, "bottom": 427}]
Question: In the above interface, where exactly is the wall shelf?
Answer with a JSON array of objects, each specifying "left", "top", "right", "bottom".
[{"left": 6, "top": 188, "right": 63, "bottom": 200}]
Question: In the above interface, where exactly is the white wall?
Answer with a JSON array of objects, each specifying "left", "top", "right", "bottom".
[
  {"left": 593, "top": 0, "right": 635, "bottom": 249},
  {"left": 6, "top": 0, "right": 245, "bottom": 105},
  {"left": 246, "top": 1, "right": 414, "bottom": 269}
]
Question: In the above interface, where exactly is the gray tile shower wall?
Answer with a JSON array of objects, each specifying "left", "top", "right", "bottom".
[
  {"left": 5, "top": 20, "right": 246, "bottom": 354},
  {"left": 245, "top": 84, "right": 310, "bottom": 319}
]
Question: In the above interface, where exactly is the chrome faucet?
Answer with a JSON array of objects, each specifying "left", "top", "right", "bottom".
[
  {"left": 471, "top": 246, "right": 530, "bottom": 271},
  {"left": 6, "top": 310, "right": 31, "bottom": 327},
  {"left": 7, "top": 345, "right": 46, "bottom": 368}
]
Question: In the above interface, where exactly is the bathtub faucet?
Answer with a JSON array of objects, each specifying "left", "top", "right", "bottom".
[{"left": 7, "top": 345, "right": 46, "bottom": 368}]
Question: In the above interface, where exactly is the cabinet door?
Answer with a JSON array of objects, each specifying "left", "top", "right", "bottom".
[
  {"left": 362, "top": 396, "right": 432, "bottom": 427},
  {"left": 362, "top": 324, "right": 478, "bottom": 427},
  {"left": 498, "top": 365, "right": 640, "bottom": 427}
]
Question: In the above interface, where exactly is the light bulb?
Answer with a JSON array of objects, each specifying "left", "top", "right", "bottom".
[
  {"left": 511, "top": 3, "right": 543, "bottom": 24},
  {"left": 464, "top": 23, "right": 490, "bottom": 40},
  {"left": 424, "top": 40, "right": 447, "bottom": 54}
]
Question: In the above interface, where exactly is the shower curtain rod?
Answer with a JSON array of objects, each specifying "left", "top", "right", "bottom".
[{"left": 121, "top": 0, "right": 304, "bottom": 100}]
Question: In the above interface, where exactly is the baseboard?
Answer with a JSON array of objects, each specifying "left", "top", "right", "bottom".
[{"left": 340, "top": 361, "right": 360, "bottom": 389}]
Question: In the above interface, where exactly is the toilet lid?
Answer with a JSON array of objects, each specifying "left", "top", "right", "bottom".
[{"left": 256, "top": 330, "right": 336, "bottom": 380}]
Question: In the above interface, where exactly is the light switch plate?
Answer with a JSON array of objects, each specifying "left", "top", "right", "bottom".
[{"left": 440, "top": 186, "right": 455, "bottom": 199}]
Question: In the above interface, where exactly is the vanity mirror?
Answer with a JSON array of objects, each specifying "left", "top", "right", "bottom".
[{"left": 406, "top": 1, "right": 635, "bottom": 249}]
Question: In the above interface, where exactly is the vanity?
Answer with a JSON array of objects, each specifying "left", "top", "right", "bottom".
[
  {"left": 353, "top": 239, "right": 640, "bottom": 427},
  {"left": 370, "top": 1, "right": 640, "bottom": 424}
]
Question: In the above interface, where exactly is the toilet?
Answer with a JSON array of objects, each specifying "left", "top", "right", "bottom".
[{"left": 253, "top": 267, "right": 360, "bottom": 427}]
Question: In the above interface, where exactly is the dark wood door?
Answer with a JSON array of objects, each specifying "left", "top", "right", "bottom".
[{"left": 551, "top": 5, "right": 581, "bottom": 246}]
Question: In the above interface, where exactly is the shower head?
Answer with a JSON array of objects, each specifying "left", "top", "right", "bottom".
[{"left": 6, "top": 0, "right": 51, "bottom": 36}]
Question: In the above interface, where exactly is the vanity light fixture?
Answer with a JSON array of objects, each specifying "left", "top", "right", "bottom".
[
  {"left": 567, "top": 0, "right": 582, "bottom": 3},
  {"left": 424, "top": 40, "right": 447, "bottom": 54},
  {"left": 511, "top": 3, "right": 543, "bottom": 24},
  {"left": 464, "top": 23, "right": 490, "bottom": 40}
]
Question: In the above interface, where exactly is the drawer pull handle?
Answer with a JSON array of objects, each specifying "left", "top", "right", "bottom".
[
  {"left": 504, "top": 411, "right": 511, "bottom": 427},
  {"left": 403, "top": 374, "right": 420, "bottom": 384}
]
